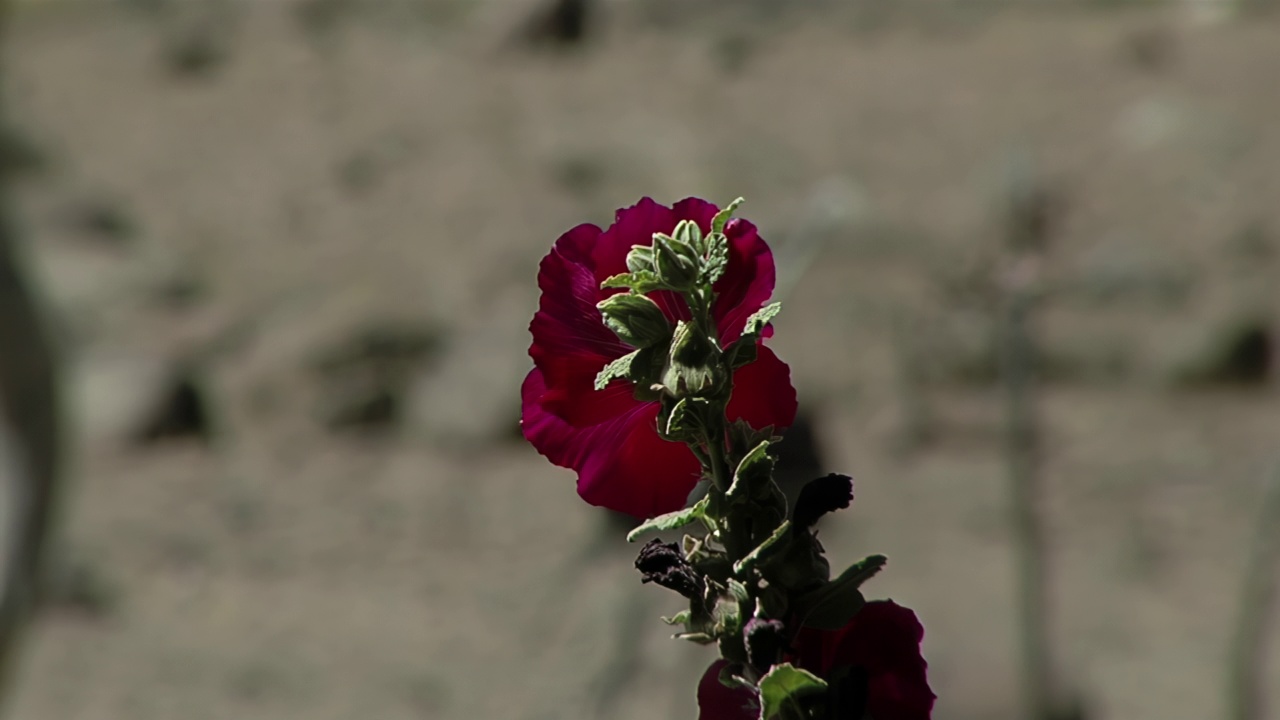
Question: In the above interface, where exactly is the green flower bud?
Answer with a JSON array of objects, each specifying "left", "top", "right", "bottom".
[
  {"left": 597, "top": 293, "right": 672, "bottom": 348},
  {"left": 660, "top": 320, "right": 726, "bottom": 397},
  {"left": 626, "top": 244, "right": 656, "bottom": 274},
  {"left": 652, "top": 233, "right": 700, "bottom": 292},
  {"left": 672, "top": 219, "right": 705, "bottom": 254}
]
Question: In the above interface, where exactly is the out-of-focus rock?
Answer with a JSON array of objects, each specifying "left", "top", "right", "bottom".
[
  {"left": 132, "top": 367, "right": 215, "bottom": 445},
  {"left": 309, "top": 321, "right": 445, "bottom": 434},
  {"left": 1166, "top": 314, "right": 1274, "bottom": 387}
]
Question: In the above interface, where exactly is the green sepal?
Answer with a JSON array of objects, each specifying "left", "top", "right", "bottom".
[
  {"left": 597, "top": 293, "right": 671, "bottom": 348},
  {"left": 794, "top": 554, "right": 887, "bottom": 630},
  {"left": 711, "top": 197, "right": 745, "bottom": 235},
  {"left": 733, "top": 520, "right": 792, "bottom": 575},
  {"left": 661, "top": 320, "right": 723, "bottom": 397},
  {"left": 757, "top": 663, "right": 827, "bottom": 720},
  {"left": 626, "top": 496, "right": 710, "bottom": 542},
  {"left": 674, "top": 631, "right": 717, "bottom": 645},
  {"left": 660, "top": 610, "right": 692, "bottom": 626},
  {"left": 727, "top": 439, "right": 776, "bottom": 503},
  {"left": 672, "top": 219, "right": 704, "bottom": 252},
  {"left": 626, "top": 245, "right": 656, "bottom": 273},
  {"left": 652, "top": 233, "right": 700, "bottom": 291},
  {"left": 711, "top": 593, "right": 743, "bottom": 636}
]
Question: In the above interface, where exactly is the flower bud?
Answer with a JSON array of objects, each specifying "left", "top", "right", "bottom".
[
  {"left": 626, "top": 244, "right": 656, "bottom": 274},
  {"left": 660, "top": 320, "right": 726, "bottom": 397},
  {"left": 652, "top": 232, "right": 700, "bottom": 292},
  {"left": 597, "top": 293, "right": 672, "bottom": 348}
]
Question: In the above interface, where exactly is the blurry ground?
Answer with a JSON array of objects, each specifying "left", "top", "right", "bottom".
[{"left": 4, "top": 1, "right": 1280, "bottom": 718}]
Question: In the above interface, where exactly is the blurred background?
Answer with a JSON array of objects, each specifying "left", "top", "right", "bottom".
[{"left": 0, "top": 0, "right": 1278, "bottom": 718}]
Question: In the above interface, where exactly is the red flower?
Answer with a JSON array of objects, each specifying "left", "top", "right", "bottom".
[
  {"left": 521, "top": 197, "right": 797, "bottom": 519},
  {"left": 697, "top": 601, "right": 935, "bottom": 720}
]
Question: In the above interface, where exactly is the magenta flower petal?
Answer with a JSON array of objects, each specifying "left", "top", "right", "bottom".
[
  {"left": 726, "top": 345, "right": 797, "bottom": 432},
  {"left": 712, "top": 217, "right": 776, "bottom": 344},
  {"left": 523, "top": 197, "right": 798, "bottom": 519},
  {"left": 522, "top": 368, "right": 701, "bottom": 518},
  {"left": 794, "top": 601, "right": 936, "bottom": 720}
]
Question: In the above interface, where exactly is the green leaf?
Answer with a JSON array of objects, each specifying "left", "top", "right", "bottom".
[
  {"left": 742, "top": 301, "right": 782, "bottom": 339},
  {"left": 757, "top": 663, "right": 827, "bottom": 720},
  {"left": 795, "top": 555, "right": 887, "bottom": 630},
  {"left": 601, "top": 270, "right": 664, "bottom": 294},
  {"left": 660, "top": 610, "right": 692, "bottom": 626},
  {"left": 711, "top": 197, "right": 745, "bottom": 235},
  {"left": 594, "top": 349, "right": 641, "bottom": 391},
  {"left": 727, "top": 439, "right": 776, "bottom": 503},
  {"left": 663, "top": 396, "right": 709, "bottom": 440},
  {"left": 701, "top": 232, "right": 730, "bottom": 285},
  {"left": 626, "top": 497, "right": 710, "bottom": 542},
  {"left": 733, "top": 520, "right": 792, "bottom": 575}
]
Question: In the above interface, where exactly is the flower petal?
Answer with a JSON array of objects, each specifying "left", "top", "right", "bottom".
[
  {"left": 726, "top": 345, "right": 798, "bottom": 431},
  {"left": 795, "top": 601, "right": 936, "bottom": 720},
  {"left": 529, "top": 222, "right": 629, "bottom": 372},
  {"left": 521, "top": 368, "right": 702, "bottom": 518},
  {"left": 698, "top": 661, "right": 758, "bottom": 720}
]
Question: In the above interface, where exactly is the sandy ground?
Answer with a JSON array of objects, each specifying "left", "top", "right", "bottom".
[{"left": 3, "top": 1, "right": 1280, "bottom": 718}]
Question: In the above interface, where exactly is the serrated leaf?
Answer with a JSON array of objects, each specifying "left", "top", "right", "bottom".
[
  {"left": 733, "top": 520, "right": 792, "bottom": 575},
  {"left": 757, "top": 663, "right": 827, "bottom": 720},
  {"left": 660, "top": 610, "right": 692, "bottom": 626},
  {"left": 711, "top": 197, "right": 745, "bottom": 235},
  {"left": 702, "top": 232, "right": 730, "bottom": 285},
  {"left": 742, "top": 301, "right": 783, "bottom": 339},
  {"left": 626, "top": 497, "right": 710, "bottom": 542},
  {"left": 594, "top": 349, "right": 641, "bottom": 391},
  {"left": 795, "top": 555, "right": 887, "bottom": 630},
  {"left": 663, "top": 396, "right": 709, "bottom": 439},
  {"left": 727, "top": 439, "right": 776, "bottom": 503},
  {"left": 601, "top": 270, "right": 664, "bottom": 294}
]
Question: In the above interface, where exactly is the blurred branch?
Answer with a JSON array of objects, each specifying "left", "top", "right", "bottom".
[
  {"left": 998, "top": 150, "right": 1073, "bottom": 720},
  {"left": 0, "top": 0, "right": 66, "bottom": 711},
  {"left": 1227, "top": 461, "right": 1280, "bottom": 720}
]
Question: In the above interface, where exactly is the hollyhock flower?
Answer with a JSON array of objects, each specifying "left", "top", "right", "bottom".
[
  {"left": 521, "top": 197, "right": 797, "bottom": 519},
  {"left": 697, "top": 601, "right": 934, "bottom": 720}
]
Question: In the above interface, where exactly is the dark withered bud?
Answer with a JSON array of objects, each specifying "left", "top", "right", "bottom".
[
  {"left": 743, "top": 617, "right": 788, "bottom": 673},
  {"left": 792, "top": 473, "right": 854, "bottom": 530},
  {"left": 635, "top": 538, "right": 703, "bottom": 599}
]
